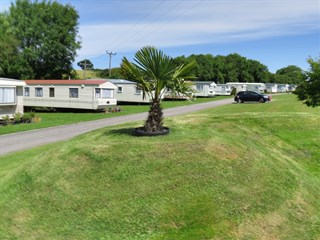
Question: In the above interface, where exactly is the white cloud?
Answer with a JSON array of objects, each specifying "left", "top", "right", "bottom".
[{"left": 77, "top": 0, "right": 319, "bottom": 60}]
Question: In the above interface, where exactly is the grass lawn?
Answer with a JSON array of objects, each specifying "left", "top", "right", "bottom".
[
  {"left": 75, "top": 69, "right": 102, "bottom": 79},
  {"left": 0, "top": 96, "right": 230, "bottom": 135},
  {"left": 0, "top": 94, "right": 319, "bottom": 239}
]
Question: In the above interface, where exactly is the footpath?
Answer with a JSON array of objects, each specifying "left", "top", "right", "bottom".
[{"left": 0, "top": 98, "right": 233, "bottom": 156}]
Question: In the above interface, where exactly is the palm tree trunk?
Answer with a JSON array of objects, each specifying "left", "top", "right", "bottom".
[{"left": 144, "top": 98, "right": 164, "bottom": 132}]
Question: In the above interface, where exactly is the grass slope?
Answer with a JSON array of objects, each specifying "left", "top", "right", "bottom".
[
  {"left": 75, "top": 70, "right": 102, "bottom": 79},
  {"left": 0, "top": 94, "right": 319, "bottom": 239}
]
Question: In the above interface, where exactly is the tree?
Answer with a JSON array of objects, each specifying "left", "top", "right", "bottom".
[
  {"left": 77, "top": 59, "right": 93, "bottom": 70},
  {"left": 8, "top": 0, "right": 81, "bottom": 79},
  {"left": 275, "top": 65, "right": 303, "bottom": 84},
  {"left": 121, "top": 46, "right": 196, "bottom": 133},
  {"left": 294, "top": 57, "right": 320, "bottom": 107}
]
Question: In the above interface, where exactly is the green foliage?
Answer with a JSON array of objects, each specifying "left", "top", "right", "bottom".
[
  {"left": 275, "top": 65, "right": 304, "bottom": 84},
  {"left": 77, "top": 59, "right": 93, "bottom": 70},
  {"left": 2, "top": 0, "right": 81, "bottom": 79},
  {"left": 13, "top": 112, "right": 23, "bottom": 123},
  {"left": 121, "top": 46, "right": 196, "bottom": 132},
  {"left": 230, "top": 87, "right": 237, "bottom": 96},
  {"left": 21, "top": 112, "right": 34, "bottom": 123},
  {"left": 173, "top": 53, "right": 271, "bottom": 83},
  {"left": 1, "top": 115, "right": 10, "bottom": 125},
  {"left": 99, "top": 67, "right": 123, "bottom": 79},
  {"left": 294, "top": 57, "right": 320, "bottom": 107}
]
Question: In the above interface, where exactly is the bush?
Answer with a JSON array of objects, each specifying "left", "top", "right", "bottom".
[
  {"left": 13, "top": 112, "right": 23, "bottom": 124},
  {"left": 1, "top": 115, "right": 11, "bottom": 126},
  {"left": 231, "top": 87, "right": 237, "bottom": 96},
  {"left": 21, "top": 113, "right": 33, "bottom": 123}
]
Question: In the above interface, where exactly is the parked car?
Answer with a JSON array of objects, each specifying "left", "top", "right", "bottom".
[{"left": 234, "top": 91, "right": 271, "bottom": 103}]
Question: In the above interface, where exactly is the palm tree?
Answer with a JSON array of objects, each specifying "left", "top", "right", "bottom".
[{"left": 121, "top": 46, "right": 196, "bottom": 133}]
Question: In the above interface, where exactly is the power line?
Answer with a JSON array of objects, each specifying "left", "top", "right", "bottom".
[
  {"left": 110, "top": 0, "right": 186, "bottom": 52},
  {"left": 109, "top": 0, "right": 169, "bottom": 51},
  {"left": 116, "top": 0, "right": 201, "bottom": 52}
]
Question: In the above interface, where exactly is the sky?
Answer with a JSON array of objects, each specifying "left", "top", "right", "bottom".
[{"left": 1, "top": 0, "right": 320, "bottom": 73}]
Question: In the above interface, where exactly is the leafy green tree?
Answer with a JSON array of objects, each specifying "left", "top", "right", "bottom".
[
  {"left": 121, "top": 46, "right": 196, "bottom": 133},
  {"left": 77, "top": 59, "right": 93, "bottom": 70},
  {"left": 294, "top": 57, "right": 320, "bottom": 107},
  {"left": 212, "top": 55, "right": 226, "bottom": 83},
  {"left": 189, "top": 54, "right": 215, "bottom": 81},
  {"left": 172, "top": 53, "right": 272, "bottom": 84},
  {"left": 248, "top": 59, "right": 270, "bottom": 83},
  {"left": 8, "top": 0, "right": 81, "bottom": 79},
  {"left": 275, "top": 65, "right": 303, "bottom": 84}
]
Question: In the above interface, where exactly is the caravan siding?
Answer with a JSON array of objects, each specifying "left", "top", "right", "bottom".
[
  {"left": 215, "top": 84, "right": 231, "bottom": 95},
  {"left": 226, "top": 82, "right": 247, "bottom": 92},
  {"left": 24, "top": 80, "right": 117, "bottom": 110},
  {"left": 193, "top": 81, "right": 216, "bottom": 97},
  {"left": 245, "top": 83, "right": 266, "bottom": 93},
  {"left": 277, "top": 84, "right": 289, "bottom": 92},
  {"left": 110, "top": 79, "right": 152, "bottom": 103},
  {"left": 226, "top": 82, "right": 265, "bottom": 93},
  {"left": 0, "top": 78, "right": 26, "bottom": 118},
  {"left": 265, "top": 83, "right": 278, "bottom": 93}
]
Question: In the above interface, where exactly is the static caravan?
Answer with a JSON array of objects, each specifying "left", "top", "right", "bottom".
[
  {"left": 226, "top": 82, "right": 247, "bottom": 93},
  {"left": 277, "top": 84, "right": 289, "bottom": 93},
  {"left": 265, "top": 83, "right": 278, "bottom": 93},
  {"left": 288, "top": 84, "right": 297, "bottom": 92},
  {"left": 226, "top": 82, "right": 266, "bottom": 93},
  {"left": 24, "top": 79, "right": 117, "bottom": 110},
  {"left": 109, "top": 79, "right": 153, "bottom": 103},
  {"left": 0, "top": 78, "right": 26, "bottom": 118},
  {"left": 164, "top": 89, "right": 192, "bottom": 100},
  {"left": 244, "top": 83, "right": 266, "bottom": 93},
  {"left": 192, "top": 81, "right": 216, "bottom": 97},
  {"left": 215, "top": 84, "right": 231, "bottom": 95}
]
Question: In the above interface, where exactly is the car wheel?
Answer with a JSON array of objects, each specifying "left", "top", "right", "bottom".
[
  {"left": 237, "top": 98, "right": 241, "bottom": 103},
  {"left": 259, "top": 98, "right": 264, "bottom": 103}
]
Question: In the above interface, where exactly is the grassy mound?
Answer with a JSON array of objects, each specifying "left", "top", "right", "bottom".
[{"left": 0, "top": 95, "right": 319, "bottom": 239}]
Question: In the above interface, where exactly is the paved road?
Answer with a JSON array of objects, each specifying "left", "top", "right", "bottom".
[{"left": 0, "top": 98, "right": 234, "bottom": 156}]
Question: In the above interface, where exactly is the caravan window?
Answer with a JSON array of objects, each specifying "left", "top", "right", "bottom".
[
  {"left": 135, "top": 87, "right": 142, "bottom": 95},
  {"left": 95, "top": 88, "right": 101, "bottom": 98},
  {"left": 49, "top": 87, "right": 55, "bottom": 97},
  {"left": 117, "top": 86, "right": 123, "bottom": 93},
  {"left": 35, "top": 87, "right": 43, "bottom": 97},
  {"left": 196, "top": 85, "right": 203, "bottom": 92},
  {"left": 95, "top": 88, "right": 114, "bottom": 98},
  {"left": 0, "top": 87, "right": 15, "bottom": 104},
  {"left": 24, "top": 87, "right": 30, "bottom": 97},
  {"left": 69, "top": 88, "right": 78, "bottom": 98},
  {"left": 102, "top": 89, "right": 114, "bottom": 98}
]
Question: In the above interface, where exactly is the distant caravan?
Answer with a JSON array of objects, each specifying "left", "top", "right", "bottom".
[{"left": 23, "top": 79, "right": 117, "bottom": 111}]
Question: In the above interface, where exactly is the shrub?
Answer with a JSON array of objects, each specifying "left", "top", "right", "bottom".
[
  {"left": 1, "top": 115, "right": 11, "bottom": 126},
  {"left": 21, "top": 113, "right": 33, "bottom": 123},
  {"left": 231, "top": 87, "right": 237, "bottom": 96},
  {"left": 13, "top": 112, "right": 23, "bottom": 124}
]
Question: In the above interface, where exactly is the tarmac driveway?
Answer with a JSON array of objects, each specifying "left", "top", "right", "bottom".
[{"left": 0, "top": 98, "right": 233, "bottom": 156}]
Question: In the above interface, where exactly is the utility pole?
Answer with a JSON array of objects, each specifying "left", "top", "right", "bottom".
[
  {"left": 106, "top": 51, "right": 116, "bottom": 78},
  {"left": 83, "top": 59, "right": 87, "bottom": 79}
]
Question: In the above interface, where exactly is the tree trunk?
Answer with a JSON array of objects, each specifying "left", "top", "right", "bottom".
[{"left": 144, "top": 99, "right": 164, "bottom": 132}]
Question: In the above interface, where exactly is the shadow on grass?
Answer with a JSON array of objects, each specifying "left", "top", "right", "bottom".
[
  {"left": 106, "top": 127, "right": 170, "bottom": 137},
  {"left": 106, "top": 128, "right": 136, "bottom": 136}
]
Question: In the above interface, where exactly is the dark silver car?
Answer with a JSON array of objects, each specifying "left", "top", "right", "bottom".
[{"left": 234, "top": 91, "right": 271, "bottom": 103}]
